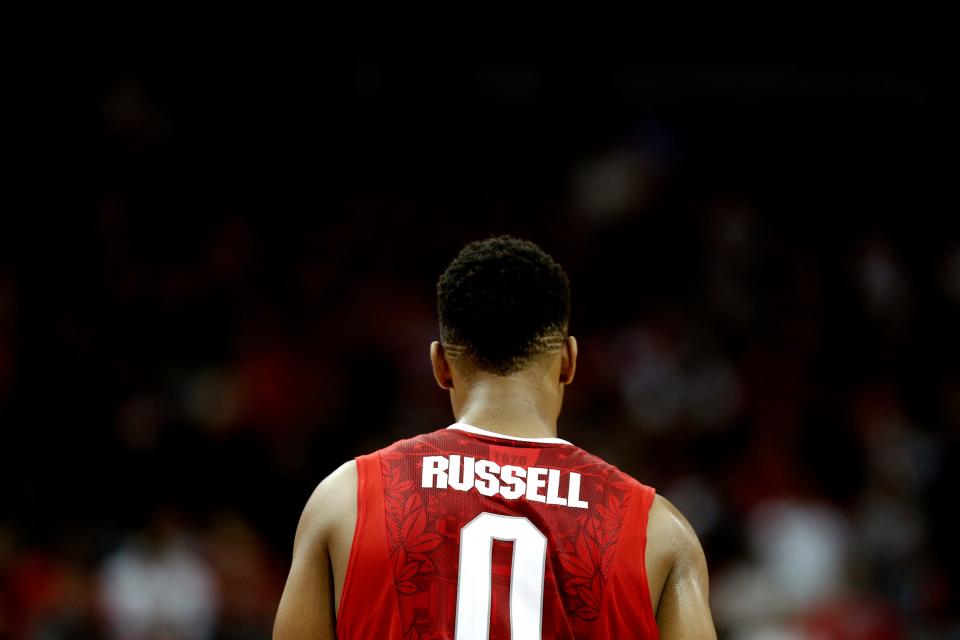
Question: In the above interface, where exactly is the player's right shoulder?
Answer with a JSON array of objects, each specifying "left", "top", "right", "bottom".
[
  {"left": 644, "top": 494, "right": 710, "bottom": 614},
  {"left": 647, "top": 494, "right": 705, "bottom": 563}
]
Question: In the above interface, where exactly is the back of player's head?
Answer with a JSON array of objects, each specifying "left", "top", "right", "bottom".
[{"left": 437, "top": 235, "right": 571, "bottom": 376}]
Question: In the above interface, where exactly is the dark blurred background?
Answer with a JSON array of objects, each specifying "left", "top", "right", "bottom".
[{"left": 1, "top": 59, "right": 955, "bottom": 638}]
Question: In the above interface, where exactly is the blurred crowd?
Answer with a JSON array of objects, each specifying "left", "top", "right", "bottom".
[{"left": 1, "top": 65, "right": 954, "bottom": 638}]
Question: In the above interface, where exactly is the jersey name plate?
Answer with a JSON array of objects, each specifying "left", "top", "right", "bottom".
[{"left": 421, "top": 454, "right": 589, "bottom": 508}]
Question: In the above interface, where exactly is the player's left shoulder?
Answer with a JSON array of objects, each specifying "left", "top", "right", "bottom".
[
  {"left": 296, "top": 460, "right": 358, "bottom": 551},
  {"left": 276, "top": 461, "right": 357, "bottom": 640}
]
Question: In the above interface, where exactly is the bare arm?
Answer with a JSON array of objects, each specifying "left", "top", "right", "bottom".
[
  {"left": 273, "top": 461, "right": 357, "bottom": 640},
  {"left": 648, "top": 495, "right": 717, "bottom": 639}
]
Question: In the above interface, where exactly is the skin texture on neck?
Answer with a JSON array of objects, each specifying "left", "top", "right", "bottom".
[{"left": 429, "top": 337, "right": 577, "bottom": 441}]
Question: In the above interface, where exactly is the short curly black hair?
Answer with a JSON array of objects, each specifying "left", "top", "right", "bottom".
[{"left": 437, "top": 236, "right": 571, "bottom": 376}]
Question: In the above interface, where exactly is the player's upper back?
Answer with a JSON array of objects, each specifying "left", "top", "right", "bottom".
[{"left": 337, "top": 423, "right": 659, "bottom": 639}]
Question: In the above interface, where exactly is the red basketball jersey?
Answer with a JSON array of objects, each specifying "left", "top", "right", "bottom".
[{"left": 337, "top": 423, "right": 659, "bottom": 639}]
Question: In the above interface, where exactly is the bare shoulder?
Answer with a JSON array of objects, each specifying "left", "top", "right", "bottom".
[
  {"left": 647, "top": 494, "right": 704, "bottom": 563},
  {"left": 275, "top": 461, "right": 357, "bottom": 640},
  {"left": 296, "top": 460, "right": 358, "bottom": 548},
  {"left": 645, "top": 494, "right": 716, "bottom": 638},
  {"left": 643, "top": 495, "right": 707, "bottom": 607}
]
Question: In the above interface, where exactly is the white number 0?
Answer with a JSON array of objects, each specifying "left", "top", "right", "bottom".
[{"left": 454, "top": 513, "right": 548, "bottom": 640}]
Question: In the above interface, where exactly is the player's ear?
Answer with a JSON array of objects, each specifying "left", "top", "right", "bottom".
[
  {"left": 430, "top": 341, "right": 454, "bottom": 390},
  {"left": 560, "top": 335, "right": 577, "bottom": 385}
]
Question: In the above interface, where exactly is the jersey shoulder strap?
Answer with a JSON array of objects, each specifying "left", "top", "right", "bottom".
[
  {"left": 336, "top": 451, "right": 402, "bottom": 639},
  {"left": 596, "top": 481, "right": 659, "bottom": 638}
]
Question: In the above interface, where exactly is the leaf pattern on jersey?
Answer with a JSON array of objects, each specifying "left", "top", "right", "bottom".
[
  {"left": 558, "top": 480, "right": 630, "bottom": 621},
  {"left": 379, "top": 432, "right": 641, "bottom": 634},
  {"left": 381, "top": 456, "right": 442, "bottom": 637}
]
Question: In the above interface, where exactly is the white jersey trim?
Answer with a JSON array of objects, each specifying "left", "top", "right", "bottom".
[{"left": 447, "top": 422, "right": 572, "bottom": 445}]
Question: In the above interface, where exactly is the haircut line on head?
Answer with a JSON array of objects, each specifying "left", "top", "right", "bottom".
[{"left": 442, "top": 333, "right": 568, "bottom": 366}]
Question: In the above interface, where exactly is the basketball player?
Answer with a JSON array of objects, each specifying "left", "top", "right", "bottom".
[{"left": 274, "top": 236, "right": 716, "bottom": 639}]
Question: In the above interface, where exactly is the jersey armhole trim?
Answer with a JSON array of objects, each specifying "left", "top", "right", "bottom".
[
  {"left": 596, "top": 484, "right": 659, "bottom": 638},
  {"left": 335, "top": 456, "right": 366, "bottom": 625},
  {"left": 637, "top": 487, "right": 658, "bottom": 634}
]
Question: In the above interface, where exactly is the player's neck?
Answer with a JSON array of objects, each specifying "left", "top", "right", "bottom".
[{"left": 454, "top": 379, "right": 560, "bottom": 440}]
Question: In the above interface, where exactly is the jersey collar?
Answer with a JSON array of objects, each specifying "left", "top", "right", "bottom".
[{"left": 447, "top": 422, "right": 572, "bottom": 445}]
